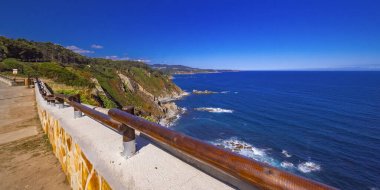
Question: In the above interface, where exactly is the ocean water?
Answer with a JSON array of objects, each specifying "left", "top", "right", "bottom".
[{"left": 171, "top": 71, "right": 380, "bottom": 189}]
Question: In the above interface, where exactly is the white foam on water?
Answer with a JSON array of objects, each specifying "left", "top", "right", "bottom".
[
  {"left": 162, "top": 107, "right": 187, "bottom": 127},
  {"left": 282, "top": 150, "right": 292, "bottom": 158},
  {"left": 210, "top": 138, "right": 322, "bottom": 175},
  {"left": 234, "top": 92, "right": 239, "bottom": 94},
  {"left": 194, "top": 107, "right": 234, "bottom": 113},
  {"left": 220, "top": 91, "right": 230, "bottom": 94},
  {"left": 280, "top": 161, "right": 295, "bottom": 169},
  {"left": 297, "top": 161, "right": 321, "bottom": 173},
  {"left": 211, "top": 138, "right": 279, "bottom": 166}
]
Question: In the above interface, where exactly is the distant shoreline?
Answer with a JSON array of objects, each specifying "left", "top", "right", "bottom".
[
  {"left": 172, "top": 70, "right": 380, "bottom": 75},
  {"left": 172, "top": 70, "right": 241, "bottom": 75}
]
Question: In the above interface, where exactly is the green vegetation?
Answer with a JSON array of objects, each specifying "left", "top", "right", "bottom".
[
  {"left": 0, "top": 58, "right": 92, "bottom": 86},
  {"left": 0, "top": 36, "right": 89, "bottom": 63},
  {"left": 54, "top": 89, "right": 99, "bottom": 106},
  {"left": 98, "top": 95, "right": 118, "bottom": 109},
  {"left": 0, "top": 36, "right": 183, "bottom": 119}
]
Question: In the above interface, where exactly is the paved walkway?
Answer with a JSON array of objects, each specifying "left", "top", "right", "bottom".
[{"left": 0, "top": 82, "right": 69, "bottom": 190}]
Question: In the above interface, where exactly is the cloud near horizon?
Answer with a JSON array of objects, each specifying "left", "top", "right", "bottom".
[
  {"left": 105, "top": 55, "right": 129, "bottom": 60},
  {"left": 91, "top": 44, "right": 103, "bottom": 49},
  {"left": 135, "top": 59, "right": 151, "bottom": 63},
  {"left": 66, "top": 45, "right": 94, "bottom": 54},
  {"left": 105, "top": 55, "right": 150, "bottom": 63}
]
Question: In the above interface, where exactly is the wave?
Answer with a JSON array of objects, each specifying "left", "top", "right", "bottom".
[
  {"left": 297, "top": 162, "right": 321, "bottom": 173},
  {"left": 211, "top": 137, "right": 322, "bottom": 175},
  {"left": 161, "top": 107, "right": 187, "bottom": 127},
  {"left": 194, "top": 107, "right": 234, "bottom": 113},
  {"left": 280, "top": 161, "right": 295, "bottom": 169},
  {"left": 282, "top": 150, "right": 292, "bottom": 158},
  {"left": 220, "top": 91, "right": 230, "bottom": 94},
  {"left": 211, "top": 138, "right": 278, "bottom": 166}
]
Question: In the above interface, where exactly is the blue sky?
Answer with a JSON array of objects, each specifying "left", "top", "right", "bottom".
[{"left": 1, "top": 0, "right": 379, "bottom": 70}]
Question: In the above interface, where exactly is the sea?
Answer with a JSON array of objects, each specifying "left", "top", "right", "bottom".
[{"left": 171, "top": 71, "right": 380, "bottom": 190}]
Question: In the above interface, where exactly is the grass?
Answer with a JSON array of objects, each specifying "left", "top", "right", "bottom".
[
  {"left": 130, "top": 67, "right": 164, "bottom": 96},
  {"left": 45, "top": 80, "right": 100, "bottom": 106},
  {"left": 0, "top": 58, "right": 92, "bottom": 87},
  {"left": 98, "top": 94, "right": 117, "bottom": 108}
]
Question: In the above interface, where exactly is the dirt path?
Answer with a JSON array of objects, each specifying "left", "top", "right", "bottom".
[{"left": 0, "top": 82, "right": 70, "bottom": 190}]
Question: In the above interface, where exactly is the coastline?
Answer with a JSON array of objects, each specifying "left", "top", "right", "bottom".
[
  {"left": 172, "top": 70, "right": 241, "bottom": 75},
  {"left": 171, "top": 71, "right": 220, "bottom": 75},
  {"left": 158, "top": 71, "right": 238, "bottom": 127},
  {"left": 158, "top": 91, "right": 189, "bottom": 127}
]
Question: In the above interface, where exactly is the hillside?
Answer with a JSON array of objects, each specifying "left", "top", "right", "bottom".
[
  {"left": 0, "top": 36, "right": 185, "bottom": 125},
  {"left": 151, "top": 64, "right": 236, "bottom": 75}
]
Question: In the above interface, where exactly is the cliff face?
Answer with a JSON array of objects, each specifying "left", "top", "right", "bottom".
[
  {"left": 116, "top": 72, "right": 186, "bottom": 125},
  {"left": 0, "top": 37, "right": 185, "bottom": 124},
  {"left": 91, "top": 64, "right": 185, "bottom": 123}
]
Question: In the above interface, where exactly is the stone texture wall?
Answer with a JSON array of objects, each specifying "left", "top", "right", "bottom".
[{"left": 37, "top": 105, "right": 112, "bottom": 190}]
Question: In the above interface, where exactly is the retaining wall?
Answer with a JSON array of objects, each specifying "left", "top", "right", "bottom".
[
  {"left": 34, "top": 83, "right": 232, "bottom": 190},
  {"left": 37, "top": 95, "right": 112, "bottom": 190},
  {"left": 0, "top": 75, "right": 16, "bottom": 86}
]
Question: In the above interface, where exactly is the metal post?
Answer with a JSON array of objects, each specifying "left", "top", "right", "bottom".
[
  {"left": 45, "top": 95, "right": 51, "bottom": 105},
  {"left": 121, "top": 106, "right": 136, "bottom": 158},
  {"left": 70, "top": 94, "right": 82, "bottom": 119},
  {"left": 47, "top": 95, "right": 55, "bottom": 106},
  {"left": 57, "top": 97, "right": 64, "bottom": 109},
  {"left": 51, "top": 98, "right": 56, "bottom": 107}
]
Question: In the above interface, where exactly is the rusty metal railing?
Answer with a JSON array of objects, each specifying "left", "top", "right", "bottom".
[{"left": 34, "top": 78, "right": 336, "bottom": 190}]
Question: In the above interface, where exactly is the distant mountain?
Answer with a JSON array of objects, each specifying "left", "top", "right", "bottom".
[{"left": 151, "top": 64, "right": 236, "bottom": 75}]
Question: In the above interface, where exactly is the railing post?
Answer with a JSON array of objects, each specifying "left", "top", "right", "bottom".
[
  {"left": 50, "top": 95, "right": 57, "bottom": 106},
  {"left": 70, "top": 94, "right": 82, "bottom": 118},
  {"left": 24, "top": 78, "right": 31, "bottom": 87},
  {"left": 56, "top": 97, "right": 64, "bottom": 109},
  {"left": 46, "top": 95, "right": 55, "bottom": 106},
  {"left": 50, "top": 96, "right": 56, "bottom": 107},
  {"left": 121, "top": 106, "right": 136, "bottom": 158}
]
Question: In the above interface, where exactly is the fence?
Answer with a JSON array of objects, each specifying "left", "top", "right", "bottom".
[{"left": 35, "top": 78, "right": 336, "bottom": 190}]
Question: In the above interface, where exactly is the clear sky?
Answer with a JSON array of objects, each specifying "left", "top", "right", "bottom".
[{"left": 1, "top": 0, "right": 379, "bottom": 70}]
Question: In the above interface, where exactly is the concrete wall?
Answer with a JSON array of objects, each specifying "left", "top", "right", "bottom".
[
  {"left": 0, "top": 75, "right": 16, "bottom": 86},
  {"left": 37, "top": 98, "right": 112, "bottom": 190},
  {"left": 34, "top": 84, "right": 233, "bottom": 190}
]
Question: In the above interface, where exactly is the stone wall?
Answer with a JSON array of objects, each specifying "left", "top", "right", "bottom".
[
  {"left": 0, "top": 75, "right": 16, "bottom": 86},
  {"left": 37, "top": 103, "right": 112, "bottom": 190}
]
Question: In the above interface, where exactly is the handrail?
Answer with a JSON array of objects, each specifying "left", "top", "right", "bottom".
[
  {"left": 52, "top": 93, "right": 126, "bottom": 132},
  {"left": 68, "top": 101, "right": 126, "bottom": 132},
  {"left": 108, "top": 109, "right": 336, "bottom": 190},
  {"left": 34, "top": 78, "right": 337, "bottom": 190}
]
